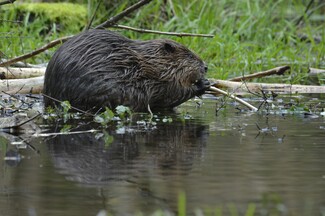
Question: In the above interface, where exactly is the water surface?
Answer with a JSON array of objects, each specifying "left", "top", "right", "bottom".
[{"left": 0, "top": 96, "right": 325, "bottom": 216}]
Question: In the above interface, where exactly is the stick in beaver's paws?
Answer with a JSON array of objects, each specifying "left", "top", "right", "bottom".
[{"left": 44, "top": 29, "right": 209, "bottom": 112}]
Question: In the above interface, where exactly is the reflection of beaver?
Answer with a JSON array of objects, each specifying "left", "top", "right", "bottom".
[
  {"left": 44, "top": 29, "right": 209, "bottom": 112},
  {"left": 47, "top": 121, "right": 208, "bottom": 185}
]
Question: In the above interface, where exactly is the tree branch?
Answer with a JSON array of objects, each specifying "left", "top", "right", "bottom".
[
  {"left": 95, "top": 0, "right": 152, "bottom": 29},
  {"left": 86, "top": 0, "right": 103, "bottom": 30},
  {"left": 112, "top": 24, "right": 214, "bottom": 38},
  {"left": 0, "top": 35, "right": 73, "bottom": 67},
  {"left": 229, "top": 66, "right": 290, "bottom": 82},
  {"left": 210, "top": 79, "right": 325, "bottom": 94},
  {"left": 209, "top": 86, "right": 258, "bottom": 111},
  {"left": 0, "top": 0, "right": 16, "bottom": 6}
]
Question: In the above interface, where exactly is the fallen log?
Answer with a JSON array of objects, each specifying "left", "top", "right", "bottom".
[
  {"left": 211, "top": 79, "right": 325, "bottom": 94},
  {"left": 0, "top": 76, "right": 43, "bottom": 94},
  {"left": 0, "top": 67, "right": 46, "bottom": 79},
  {"left": 2, "top": 75, "right": 325, "bottom": 96}
]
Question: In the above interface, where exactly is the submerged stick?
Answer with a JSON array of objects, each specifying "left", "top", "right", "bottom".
[
  {"left": 229, "top": 66, "right": 290, "bottom": 82},
  {"left": 209, "top": 86, "right": 258, "bottom": 112},
  {"left": 33, "top": 129, "right": 98, "bottom": 137}
]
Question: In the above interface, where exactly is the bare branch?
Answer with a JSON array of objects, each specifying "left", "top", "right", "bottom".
[
  {"left": 42, "top": 93, "right": 95, "bottom": 117},
  {"left": 112, "top": 24, "right": 214, "bottom": 38},
  {"left": 0, "top": 35, "right": 73, "bottom": 67},
  {"left": 229, "top": 66, "right": 290, "bottom": 82},
  {"left": 0, "top": 0, "right": 16, "bottom": 6},
  {"left": 210, "top": 79, "right": 325, "bottom": 94},
  {"left": 95, "top": 0, "right": 152, "bottom": 29},
  {"left": 86, "top": 0, "right": 103, "bottom": 30},
  {"left": 209, "top": 86, "right": 258, "bottom": 111}
]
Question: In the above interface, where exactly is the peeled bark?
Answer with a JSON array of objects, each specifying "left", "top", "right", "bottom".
[{"left": 0, "top": 67, "right": 46, "bottom": 79}]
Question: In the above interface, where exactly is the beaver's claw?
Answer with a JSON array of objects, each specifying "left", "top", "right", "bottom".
[{"left": 195, "top": 78, "right": 210, "bottom": 95}]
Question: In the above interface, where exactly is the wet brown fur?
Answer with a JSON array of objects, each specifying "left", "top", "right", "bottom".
[{"left": 44, "top": 29, "right": 208, "bottom": 112}]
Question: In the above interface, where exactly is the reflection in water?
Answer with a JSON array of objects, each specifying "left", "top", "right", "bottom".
[{"left": 47, "top": 120, "right": 209, "bottom": 214}]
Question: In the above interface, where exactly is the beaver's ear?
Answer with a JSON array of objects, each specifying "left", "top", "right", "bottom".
[{"left": 163, "top": 42, "right": 176, "bottom": 53}]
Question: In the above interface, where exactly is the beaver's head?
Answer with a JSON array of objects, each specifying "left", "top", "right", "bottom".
[{"left": 132, "top": 39, "right": 208, "bottom": 88}]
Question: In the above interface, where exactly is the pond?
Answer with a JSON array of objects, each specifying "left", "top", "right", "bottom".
[{"left": 0, "top": 95, "right": 325, "bottom": 216}]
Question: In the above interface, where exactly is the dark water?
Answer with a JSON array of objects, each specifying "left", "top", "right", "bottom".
[{"left": 0, "top": 97, "right": 325, "bottom": 216}]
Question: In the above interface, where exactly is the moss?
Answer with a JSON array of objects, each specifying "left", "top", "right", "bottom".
[{"left": 6, "top": 3, "right": 87, "bottom": 30}]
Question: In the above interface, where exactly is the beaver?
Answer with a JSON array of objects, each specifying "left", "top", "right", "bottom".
[{"left": 43, "top": 29, "right": 209, "bottom": 112}]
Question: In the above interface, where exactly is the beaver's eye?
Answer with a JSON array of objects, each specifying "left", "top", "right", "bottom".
[
  {"left": 187, "top": 54, "right": 195, "bottom": 59},
  {"left": 163, "top": 42, "right": 175, "bottom": 53}
]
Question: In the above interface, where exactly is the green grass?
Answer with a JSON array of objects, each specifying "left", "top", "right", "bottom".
[
  {"left": 118, "top": 0, "right": 325, "bottom": 83},
  {"left": 0, "top": 2, "right": 87, "bottom": 64},
  {"left": 0, "top": 0, "right": 324, "bottom": 83}
]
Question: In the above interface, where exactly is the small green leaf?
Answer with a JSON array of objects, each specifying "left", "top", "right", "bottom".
[
  {"left": 60, "top": 124, "right": 71, "bottom": 133},
  {"left": 115, "top": 105, "right": 131, "bottom": 119}
]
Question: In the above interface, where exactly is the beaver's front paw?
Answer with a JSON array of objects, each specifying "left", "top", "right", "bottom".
[{"left": 195, "top": 78, "right": 210, "bottom": 95}]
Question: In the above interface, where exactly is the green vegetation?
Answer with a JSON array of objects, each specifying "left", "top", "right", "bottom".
[
  {"left": 10, "top": 3, "right": 87, "bottom": 27},
  {"left": 118, "top": 0, "right": 325, "bottom": 83},
  {"left": 1, "top": 0, "right": 324, "bottom": 83},
  {"left": 94, "top": 105, "right": 132, "bottom": 126},
  {"left": 0, "top": 2, "right": 87, "bottom": 64}
]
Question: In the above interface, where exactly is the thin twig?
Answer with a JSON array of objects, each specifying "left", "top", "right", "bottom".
[
  {"left": 229, "top": 66, "right": 290, "bottom": 82},
  {"left": 33, "top": 129, "right": 98, "bottom": 137},
  {"left": 13, "top": 113, "right": 41, "bottom": 128},
  {"left": 2, "top": 90, "right": 32, "bottom": 109},
  {"left": 0, "top": 0, "right": 16, "bottom": 6},
  {"left": 86, "top": 0, "right": 103, "bottom": 30},
  {"left": 112, "top": 24, "right": 214, "bottom": 38},
  {"left": 147, "top": 104, "right": 153, "bottom": 121},
  {"left": 209, "top": 86, "right": 258, "bottom": 112},
  {"left": 42, "top": 93, "right": 95, "bottom": 117},
  {"left": 95, "top": 0, "right": 153, "bottom": 29},
  {"left": 0, "top": 35, "right": 73, "bottom": 67}
]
